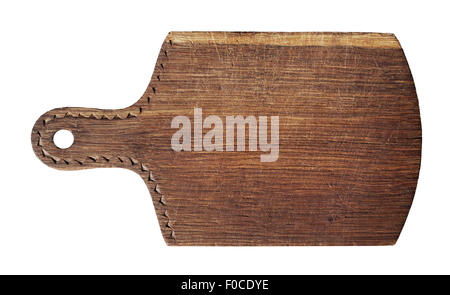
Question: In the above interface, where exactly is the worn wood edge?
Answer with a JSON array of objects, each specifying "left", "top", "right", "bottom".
[
  {"left": 167, "top": 31, "right": 401, "bottom": 49},
  {"left": 389, "top": 45, "right": 422, "bottom": 246}
]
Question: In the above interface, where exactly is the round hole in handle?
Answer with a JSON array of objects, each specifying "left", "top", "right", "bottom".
[{"left": 53, "top": 129, "right": 74, "bottom": 149}]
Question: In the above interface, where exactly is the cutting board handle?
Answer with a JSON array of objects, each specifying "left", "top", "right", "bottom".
[{"left": 31, "top": 106, "right": 144, "bottom": 171}]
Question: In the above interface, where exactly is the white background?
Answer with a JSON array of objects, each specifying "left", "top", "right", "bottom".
[{"left": 0, "top": 0, "right": 448, "bottom": 274}]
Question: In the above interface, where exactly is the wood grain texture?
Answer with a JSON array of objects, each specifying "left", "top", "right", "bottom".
[{"left": 31, "top": 32, "right": 421, "bottom": 246}]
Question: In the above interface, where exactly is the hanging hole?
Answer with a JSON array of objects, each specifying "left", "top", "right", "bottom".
[{"left": 53, "top": 129, "right": 74, "bottom": 149}]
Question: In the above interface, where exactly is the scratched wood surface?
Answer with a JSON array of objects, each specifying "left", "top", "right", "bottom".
[{"left": 31, "top": 32, "right": 421, "bottom": 245}]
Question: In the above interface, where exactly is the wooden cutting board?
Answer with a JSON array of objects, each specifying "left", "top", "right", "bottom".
[{"left": 31, "top": 32, "right": 421, "bottom": 246}]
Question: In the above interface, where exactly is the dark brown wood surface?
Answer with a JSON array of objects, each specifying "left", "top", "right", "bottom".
[{"left": 31, "top": 32, "right": 421, "bottom": 245}]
